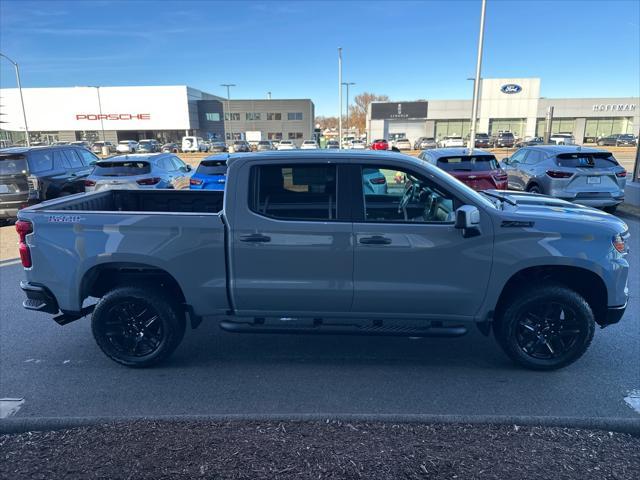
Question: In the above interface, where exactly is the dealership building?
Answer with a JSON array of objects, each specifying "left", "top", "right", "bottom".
[
  {"left": 367, "top": 78, "right": 639, "bottom": 145},
  {"left": 0, "top": 85, "right": 315, "bottom": 146}
]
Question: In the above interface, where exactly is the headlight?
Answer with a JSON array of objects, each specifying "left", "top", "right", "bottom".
[{"left": 612, "top": 233, "right": 627, "bottom": 254}]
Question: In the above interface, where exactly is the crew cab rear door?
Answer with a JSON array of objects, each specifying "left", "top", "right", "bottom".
[
  {"left": 230, "top": 161, "right": 353, "bottom": 316},
  {"left": 350, "top": 163, "right": 493, "bottom": 319}
]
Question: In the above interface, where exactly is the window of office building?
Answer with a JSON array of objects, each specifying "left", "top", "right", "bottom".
[
  {"left": 246, "top": 112, "right": 261, "bottom": 121},
  {"left": 584, "top": 117, "right": 634, "bottom": 139},
  {"left": 267, "top": 113, "right": 282, "bottom": 121},
  {"left": 268, "top": 132, "right": 283, "bottom": 140},
  {"left": 224, "top": 113, "right": 240, "bottom": 121},
  {"left": 434, "top": 120, "right": 471, "bottom": 140},
  {"left": 226, "top": 132, "right": 244, "bottom": 140},
  {"left": 536, "top": 118, "right": 575, "bottom": 137},
  {"left": 205, "top": 113, "right": 220, "bottom": 121},
  {"left": 287, "top": 112, "right": 303, "bottom": 121},
  {"left": 488, "top": 119, "right": 526, "bottom": 138},
  {"left": 288, "top": 132, "right": 303, "bottom": 139}
]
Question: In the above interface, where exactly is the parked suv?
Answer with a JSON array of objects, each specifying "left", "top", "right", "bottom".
[
  {"left": 549, "top": 133, "right": 575, "bottom": 145},
  {"left": 598, "top": 134, "right": 637, "bottom": 147},
  {"left": 492, "top": 132, "right": 515, "bottom": 148},
  {"left": 501, "top": 145, "right": 626, "bottom": 212},
  {"left": 137, "top": 139, "right": 160, "bottom": 153},
  {"left": 91, "top": 141, "right": 116, "bottom": 154},
  {"left": 0, "top": 146, "right": 98, "bottom": 221}
]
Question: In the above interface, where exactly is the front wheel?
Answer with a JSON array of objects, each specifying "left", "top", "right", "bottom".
[
  {"left": 494, "top": 285, "right": 595, "bottom": 370},
  {"left": 91, "top": 286, "right": 186, "bottom": 368}
]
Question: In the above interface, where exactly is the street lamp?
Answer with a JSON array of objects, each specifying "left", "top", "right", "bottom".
[
  {"left": 341, "top": 82, "right": 356, "bottom": 134},
  {"left": 221, "top": 83, "right": 236, "bottom": 142},
  {"left": 0, "top": 52, "right": 30, "bottom": 146},
  {"left": 88, "top": 86, "right": 106, "bottom": 142},
  {"left": 468, "top": 0, "right": 487, "bottom": 151}
]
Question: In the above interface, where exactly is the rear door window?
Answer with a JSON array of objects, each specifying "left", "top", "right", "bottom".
[
  {"left": 436, "top": 155, "right": 498, "bottom": 171},
  {"left": 93, "top": 161, "right": 151, "bottom": 176},
  {"left": 158, "top": 157, "right": 175, "bottom": 171},
  {"left": 63, "top": 149, "right": 84, "bottom": 168},
  {"left": 53, "top": 150, "right": 71, "bottom": 170},
  {"left": 250, "top": 164, "right": 337, "bottom": 220},
  {"left": 75, "top": 148, "right": 99, "bottom": 166},
  {"left": 27, "top": 150, "right": 54, "bottom": 173},
  {"left": 170, "top": 156, "right": 187, "bottom": 170}
]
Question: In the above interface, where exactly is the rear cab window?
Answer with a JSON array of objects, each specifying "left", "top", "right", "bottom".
[
  {"left": 0, "top": 154, "right": 28, "bottom": 175},
  {"left": 436, "top": 155, "right": 499, "bottom": 171},
  {"left": 93, "top": 161, "right": 151, "bottom": 176},
  {"left": 250, "top": 164, "right": 337, "bottom": 220}
]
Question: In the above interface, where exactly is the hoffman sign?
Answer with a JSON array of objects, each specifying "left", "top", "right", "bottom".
[
  {"left": 75, "top": 113, "right": 151, "bottom": 120},
  {"left": 592, "top": 104, "right": 636, "bottom": 112}
]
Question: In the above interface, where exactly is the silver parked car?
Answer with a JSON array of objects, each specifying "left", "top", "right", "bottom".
[
  {"left": 501, "top": 145, "right": 626, "bottom": 212},
  {"left": 84, "top": 153, "right": 192, "bottom": 192},
  {"left": 256, "top": 140, "right": 275, "bottom": 151}
]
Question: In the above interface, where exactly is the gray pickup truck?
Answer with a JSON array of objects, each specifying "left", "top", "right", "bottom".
[{"left": 16, "top": 150, "right": 630, "bottom": 370}]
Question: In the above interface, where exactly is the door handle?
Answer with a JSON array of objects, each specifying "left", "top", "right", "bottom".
[
  {"left": 240, "top": 233, "right": 271, "bottom": 243},
  {"left": 359, "top": 235, "right": 392, "bottom": 245}
]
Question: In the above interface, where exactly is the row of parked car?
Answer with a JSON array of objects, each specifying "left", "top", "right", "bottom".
[{"left": 0, "top": 140, "right": 629, "bottom": 224}]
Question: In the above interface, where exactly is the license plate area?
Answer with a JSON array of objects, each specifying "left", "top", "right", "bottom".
[{"left": 587, "top": 176, "right": 601, "bottom": 184}]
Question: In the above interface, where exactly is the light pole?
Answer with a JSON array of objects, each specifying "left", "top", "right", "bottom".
[
  {"left": 0, "top": 52, "right": 30, "bottom": 146},
  {"left": 338, "top": 48, "right": 342, "bottom": 149},
  {"left": 221, "top": 83, "right": 236, "bottom": 142},
  {"left": 468, "top": 0, "right": 487, "bottom": 151},
  {"left": 267, "top": 91, "right": 272, "bottom": 100},
  {"left": 89, "top": 86, "right": 106, "bottom": 142},
  {"left": 341, "top": 82, "right": 355, "bottom": 135}
]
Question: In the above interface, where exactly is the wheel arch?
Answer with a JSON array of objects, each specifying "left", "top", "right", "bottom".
[{"left": 493, "top": 265, "right": 608, "bottom": 327}]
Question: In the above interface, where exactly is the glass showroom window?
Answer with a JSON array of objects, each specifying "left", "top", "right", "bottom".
[
  {"left": 585, "top": 117, "right": 634, "bottom": 138},
  {"left": 434, "top": 120, "right": 471, "bottom": 140},
  {"left": 268, "top": 132, "right": 283, "bottom": 140},
  {"left": 287, "top": 112, "right": 303, "bottom": 121},
  {"left": 225, "top": 113, "right": 240, "bottom": 121},
  {"left": 246, "top": 112, "right": 262, "bottom": 121},
  {"left": 288, "top": 132, "right": 303, "bottom": 139},
  {"left": 536, "top": 118, "right": 575, "bottom": 137},
  {"left": 267, "top": 113, "right": 282, "bottom": 120},
  {"left": 488, "top": 119, "right": 526, "bottom": 138},
  {"left": 205, "top": 113, "right": 220, "bottom": 121}
]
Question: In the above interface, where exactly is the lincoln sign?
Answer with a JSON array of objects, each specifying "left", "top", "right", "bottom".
[{"left": 75, "top": 113, "right": 151, "bottom": 120}]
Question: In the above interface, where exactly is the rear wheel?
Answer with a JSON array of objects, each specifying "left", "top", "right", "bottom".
[
  {"left": 91, "top": 286, "right": 186, "bottom": 368},
  {"left": 603, "top": 205, "right": 618, "bottom": 214},
  {"left": 527, "top": 184, "right": 542, "bottom": 194},
  {"left": 494, "top": 285, "right": 595, "bottom": 370}
]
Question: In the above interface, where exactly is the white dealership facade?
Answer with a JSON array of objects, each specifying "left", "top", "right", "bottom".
[
  {"left": 0, "top": 85, "right": 314, "bottom": 146},
  {"left": 367, "top": 78, "right": 639, "bottom": 145}
]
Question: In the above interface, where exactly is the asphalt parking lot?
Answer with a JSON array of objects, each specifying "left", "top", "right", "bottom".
[{"left": 0, "top": 212, "right": 637, "bottom": 421}]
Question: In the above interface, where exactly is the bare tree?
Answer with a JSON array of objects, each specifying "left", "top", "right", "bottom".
[
  {"left": 348, "top": 92, "right": 390, "bottom": 134},
  {"left": 315, "top": 116, "right": 339, "bottom": 130}
]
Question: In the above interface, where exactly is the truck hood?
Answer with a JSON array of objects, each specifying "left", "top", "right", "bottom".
[{"left": 487, "top": 190, "right": 628, "bottom": 233}]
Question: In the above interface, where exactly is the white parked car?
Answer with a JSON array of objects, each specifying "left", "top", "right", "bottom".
[
  {"left": 276, "top": 140, "right": 296, "bottom": 150},
  {"left": 116, "top": 140, "right": 139, "bottom": 153},
  {"left": 300, "top": 140, "right": 319, "bottom": 150},
  {"left": 549, "top": 133, "right": 575, "bottom": 145},
  {"left": 438, "top": 136, "right": 465, "bottom": 148},
  {"left": 182, "top": 136, "right": 208, "bottom": 153},
  {"left": 349, "top": 139, "right": 366, "bottom": 149},
  {"left": 394, "top": 138, "right": 412, "bottom": 150}
]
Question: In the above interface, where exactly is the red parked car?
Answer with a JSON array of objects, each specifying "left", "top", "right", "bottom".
[
  {"left": 370, "top": 139, "right": 389, "bottom": 150},
  {"left": 417, "top": 148, "right": 508, "bottom": 191}
]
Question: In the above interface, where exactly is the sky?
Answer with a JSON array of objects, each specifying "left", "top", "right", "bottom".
[{"left": 1, "top": 0, "right": 639, "bottom": 116}]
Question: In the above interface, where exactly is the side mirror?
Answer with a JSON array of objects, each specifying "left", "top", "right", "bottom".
[
  {"left": 502, "top": 157, "right": 510, "bottom": 165},
  {"left": 455, "top": 205, "right": 481, "bottom": 238}
]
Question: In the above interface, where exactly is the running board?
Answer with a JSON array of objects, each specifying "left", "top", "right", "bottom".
[{"left": 219, "top": 320, "right": 468, "bottom": 338}]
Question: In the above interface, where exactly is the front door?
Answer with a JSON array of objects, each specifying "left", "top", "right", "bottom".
[
  {"left": 231, "top": 162, "right": 353, "bottom": 316},
  {"left": 503, "top": 148, "right": 529, "bottom": 191},
  {"left": 351, "top": 164, "right": 493, "bottom": 320}
]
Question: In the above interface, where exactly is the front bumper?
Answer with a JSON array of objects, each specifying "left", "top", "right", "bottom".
[
  {"left": 20, "top": 281, "right": 60, "bottom": 314},
  {"left": 601, "top": 303, "right": 627, "bottom": 327}
]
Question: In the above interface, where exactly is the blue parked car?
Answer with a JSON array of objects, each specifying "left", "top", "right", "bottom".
[{"left": 189, "top": 155, "right": 228, "bottom": 191}]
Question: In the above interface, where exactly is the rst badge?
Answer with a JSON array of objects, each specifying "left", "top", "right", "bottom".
[{"left": 47, "top": 215, "right": 84, "bottom": 223}]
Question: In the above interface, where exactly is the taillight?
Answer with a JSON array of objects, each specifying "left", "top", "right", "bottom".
[
  {"left": 136, "top": 177, "right": 161, "bottom": 185},
  {"left": 493, "top": 171, "right": 508, "bottom": 181},
  {"left": 616, "top": 171, "right": 627, "bottom": 178},
  {"left": 546, "top": 170, "right": 573, "bottom": 179},
  {"left": 190, "top": 178, "right": 203, "bottom": 186},
  {"left": 15, "top": 220, "right": 33, "bottom": 268},
  {"left": 84, "top": 179, "right": 96, "bottom": 187},
  {"left": 370, "top": 177, "right": 386, "bottom": 184}
]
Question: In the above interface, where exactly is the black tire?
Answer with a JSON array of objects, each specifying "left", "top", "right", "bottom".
[
  {"left": 494, "top": 284, "right": 595, "bottom": 370},
  {"left": 603, "top": 205, "right": 618, "bottom": 214},
  {"left": 91, "top": 286, "right": 186, "bottom": 368},
  {"left": 527, "top": 184, "right": 542, "bottom": 194}
]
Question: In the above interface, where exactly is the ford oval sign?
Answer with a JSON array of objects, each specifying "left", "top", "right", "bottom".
[{"left": 501, "top": 84, "right": 522, "bottom": 94}]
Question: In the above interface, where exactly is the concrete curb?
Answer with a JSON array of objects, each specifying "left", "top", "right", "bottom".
[{"left": 2, "top": 414, "right": 639, "bottom": 436}]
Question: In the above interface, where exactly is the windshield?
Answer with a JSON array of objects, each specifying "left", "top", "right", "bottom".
[
  {"left": 437, "top": 155, "right": 499, "bottom": 171},
  {"left": 0, "top": 154, "right": 28, "bottom": 175},
  {"left": 93, "top": 161, "right": 151, "bottom": 176}
]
